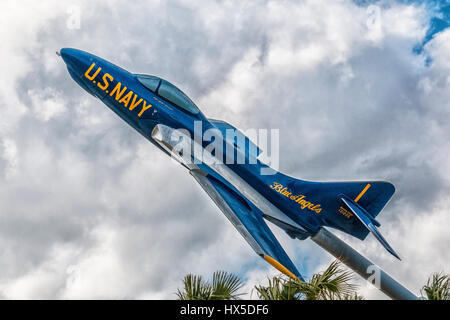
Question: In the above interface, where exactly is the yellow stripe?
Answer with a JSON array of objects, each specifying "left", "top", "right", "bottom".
[
  {"left": 354, "top": 183, "right": 371, "bottom": 202},
  {"left": 264, "top": 255, "right": 301, "bottom": 281}
]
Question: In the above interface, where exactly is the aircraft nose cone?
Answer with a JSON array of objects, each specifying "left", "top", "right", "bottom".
[
  {"left": 60, "top": 48, "right": 94, "bottom": 77},
  {"left": 60, "top": 48, "right": 100, "bottom": 97},
  {"left": 60, "top": 48, "right": 79, "bottom": 67}
]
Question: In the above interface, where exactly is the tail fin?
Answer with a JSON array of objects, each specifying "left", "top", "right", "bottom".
[
  {"left": 267, "top": 174, "right": 398, "bottom": 258},
  {"left": 323, "top": 180, "right": 398, "bottom": 258},
  {"left": 319, "top": 180, "right": 395, "bottom": 240},
  {"left": 349, "top": 182, "right": 395, "bottom": 222}
]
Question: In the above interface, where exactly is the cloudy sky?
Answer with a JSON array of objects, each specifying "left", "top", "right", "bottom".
[{"left": 0, "top": 0, "right": 449, "bottom": 299}]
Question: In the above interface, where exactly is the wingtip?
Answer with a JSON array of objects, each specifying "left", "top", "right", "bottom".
[
  {"left": 377, "top": 233, "right": 401, "bottom": 260},
  {"left": 390, "top": 249, "right": 402, "bottom": 261},
  {"left": 341, "top": 198, "right": 402, "bottom": 261},
  {"left": 263, "top": 254, "right": 304, "bottom": 282},
  {"left": 373, "top": 229, "right": 402, "bottom": 261}
]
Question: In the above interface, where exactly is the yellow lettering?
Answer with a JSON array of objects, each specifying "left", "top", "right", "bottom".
[
  {"left": 110, "top": 82, "right": 127, "bottom": 101},
  {"left": 270, "top": 182, "right": 281, "bottom": 190},
  {"left": 119, "top": 91, "right": 133, "bottom": 107},
  {"left": 97, "top": 73, "right": 113, "bottom": 90},
  {"left": 138, "top": 100, "right": 152, "bottom": 117},
  {"left": 270, "top": 182, "right": 322, "bottom": 214},
  {"left": 129, "top": 94, "right": 143, "bottom": 111},
  {"left": 85, "top": 63, "right": 101, "bottom": 81},
  {"left": 338, "top": 206, "right": 351, "bottom": 218},
  {"left": 281, "top": 189, "right": 291, "bottom": 197}
]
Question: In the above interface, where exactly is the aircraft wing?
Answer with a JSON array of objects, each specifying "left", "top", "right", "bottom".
[{"left": 190, "top": 169, "right": 304, "bottom": 281}]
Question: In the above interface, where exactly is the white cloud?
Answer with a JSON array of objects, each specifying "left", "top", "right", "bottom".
[
  {"left": 1, "top": 138, "right": 18, "bottom": 179},
  {"left": 28, "top": 87, "right": 67, "bottom": 121},
  {"left": 0, "top": 0, "right": 448, "bottom": 300}
]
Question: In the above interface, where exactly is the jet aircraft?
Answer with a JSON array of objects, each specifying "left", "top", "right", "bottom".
[{"left": 60, "top": 48, "right": 400, "bottom": 281}]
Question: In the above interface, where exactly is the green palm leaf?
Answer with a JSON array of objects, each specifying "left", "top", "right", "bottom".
[
  {"left": 254, "top": 276, "right": 300, "bottom": 300},
  {"left": 176, "top": 271, "right": 244, "bottom": 300},
  {"left": 303, "top": 260, "right": 357, "bottom": 300},
  {"left": 176, "top": 274, "right": 212, "bottom": 300},
  {"left": 210, "top": 270, "right": 244, "bottom": 300},
  {"left": 255, "top": 260, "right": 362, "bottom": 300},
  {"left": 421, "top": 272, "right": 450, "bottom": 300}
]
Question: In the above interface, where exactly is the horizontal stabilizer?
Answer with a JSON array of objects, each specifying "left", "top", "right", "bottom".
[{"left": 341, "top": 197, "right": 401, "bottom": 260}]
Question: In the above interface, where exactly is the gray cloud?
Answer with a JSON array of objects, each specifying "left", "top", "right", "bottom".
[{"left": 0, "top": 0, "right": 448, "bottom": 299}]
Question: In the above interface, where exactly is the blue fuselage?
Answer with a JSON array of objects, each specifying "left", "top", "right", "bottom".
[{"left": 60, "top": 48, "right": 351, "bottom": 237}]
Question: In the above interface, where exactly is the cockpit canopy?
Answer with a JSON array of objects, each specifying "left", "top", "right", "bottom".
[{"left": 135, "top": 74, "right": 200, "bottom": 115}]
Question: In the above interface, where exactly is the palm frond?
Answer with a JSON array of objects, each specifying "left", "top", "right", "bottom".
[
  {"left": 291, "top": 260, "right": 360, "bottom": 300},
  {"left": 421, "top": 272, "right": 450, "bottom": 300},
  {"left": 176, "top": 274, "right": 212, "bottom": 300},
  {"left": 337, "top": 293, "right": 365, "bottom": 300},
  {"left": 254, "top": 275, "right": 300, "bottom": 300},
  {"left": 210, "top": 270, "right": 245, "bottom": 300}
]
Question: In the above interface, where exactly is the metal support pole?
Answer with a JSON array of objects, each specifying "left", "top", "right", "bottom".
[{"left": 311, "top": 227, "right": 418, "bottom": 300}]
